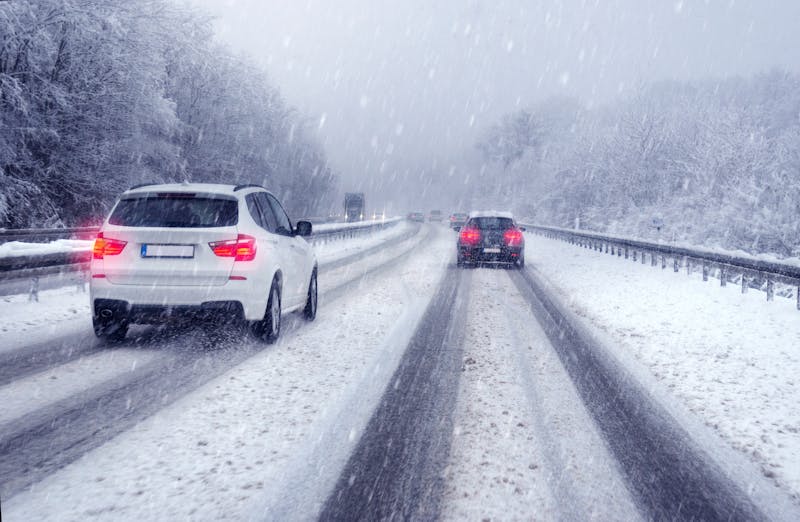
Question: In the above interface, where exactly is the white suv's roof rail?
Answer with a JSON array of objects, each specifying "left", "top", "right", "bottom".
[
  {"left": 469, "top": 210, "right": 514, "bottom": 219},
  {"left": 123, "top": 183, "right": 243, "bottom": 195}
]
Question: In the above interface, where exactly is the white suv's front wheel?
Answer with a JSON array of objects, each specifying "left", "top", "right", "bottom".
[{"left": 303, "top": 269, "right": 318, "bottom": 321}]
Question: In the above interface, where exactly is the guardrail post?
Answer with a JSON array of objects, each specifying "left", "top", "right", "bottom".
[
  {"left": 702, "top": 263, "right": 709, "bottom": 282},
  {"left": 29, "top": 276, "right": 39, "bottom": 302},
  {"left": 625, "top": 248, "right": 629, "bottom": 260},
  {"left": 651, "top": 253, "right": 657, "bottom": 267},
  {"left": 742, "top": 274, "right": 749, "bottom": 294},
  {"left": 767, "top": 279, "right": 774, "bottom": 301},
  {"left": 642, "top": 251, "right": 647, "bottom": 265},
  {"left": 797, "top": 286, "right": 800, "bottom": 310},
  {"left": 673, "top": 257, "right": 679, "bottom": 272},
  {"left": 720, "top": 267, "right": 726, "bottom": 287},
  {"left": 686, "top": 258, "right": 691, "bottom": 276}
]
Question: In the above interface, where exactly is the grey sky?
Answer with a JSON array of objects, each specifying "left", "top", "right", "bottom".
[{"left": 189, "top": 0, "right": 800, "bottom": 210}]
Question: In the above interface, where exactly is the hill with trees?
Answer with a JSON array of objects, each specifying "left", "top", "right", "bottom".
[{"left": 0, "top": 0, "right": 336, "bottom": 227}]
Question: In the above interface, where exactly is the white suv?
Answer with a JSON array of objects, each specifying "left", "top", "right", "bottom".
[{"left": 90, "top": 182, "right": 318, "bottom": 342}]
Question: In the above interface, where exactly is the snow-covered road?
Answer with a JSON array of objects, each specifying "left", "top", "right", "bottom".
[{"left": 1, "top": 223, "right": 799, "bottom": 521}]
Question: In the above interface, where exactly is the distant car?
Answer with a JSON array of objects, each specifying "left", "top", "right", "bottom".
[
  {"left": 449, "top": 212, "right": 468, "bottom": 230},
  {"left": 407, "top": 211, "right": 425, "bottom": 222},
  {"left": 457, "top": 211, "right": 525, "bottom": 268},
  {"left": 428, "top": 210, "right": 443, "bottom": 222},
  {"left": 90, "top": 182, "right": 318, "bottom": 342}
]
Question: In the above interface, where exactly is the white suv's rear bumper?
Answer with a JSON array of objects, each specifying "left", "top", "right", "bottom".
[{"left": 90, "top": 278, "right": 268, "bottom": 321}]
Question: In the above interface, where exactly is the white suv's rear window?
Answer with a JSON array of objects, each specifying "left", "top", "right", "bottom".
[{"left": 108, "top": 195, "right": 238, "bottom": 228}]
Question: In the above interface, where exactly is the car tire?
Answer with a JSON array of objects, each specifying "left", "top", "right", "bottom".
[
  {"left": 253, "top": 279, "right": 281, "bottom": 343},
  {"left": 303, "top": 269, "right": 318, "bottom": 321},
  {"left": 93, "top": 315, "right": 128, "bottom": 342},
  {"left": 516, "top": 255, "right": 525, "bottom": 269}
]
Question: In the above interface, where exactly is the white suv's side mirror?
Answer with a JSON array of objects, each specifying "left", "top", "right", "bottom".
[{"left": 295, "top": 220, "right": 312, "bottom": 237}]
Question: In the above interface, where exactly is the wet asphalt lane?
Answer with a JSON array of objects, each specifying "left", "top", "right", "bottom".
[{"left": 319, "top": 266, "right": 470, "bottom": 522}]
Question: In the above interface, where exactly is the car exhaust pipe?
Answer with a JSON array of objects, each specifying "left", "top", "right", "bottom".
[{"left": 100, "top": 309, "right": 114, "bottom": 318}]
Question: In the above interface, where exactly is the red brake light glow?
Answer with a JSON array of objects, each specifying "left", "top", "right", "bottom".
[
  {"left": 209, "top": 234, "right": 257, "bottom": 261},
  {"left": 93, "top": 232, "right": 127, "bottom": 259},
  {"left": 459, "top": 226, "right": 481, "bottom": 246},
  {"left": 504, "top": 228, "right": 523, "bottom": 247}
]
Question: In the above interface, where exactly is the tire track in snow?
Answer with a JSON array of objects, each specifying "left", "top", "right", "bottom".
[{"left": 441, "top": 268, "right": 640, "bottom": 521}]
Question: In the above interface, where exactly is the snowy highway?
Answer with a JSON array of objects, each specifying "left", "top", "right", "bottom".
[{"left": 2, "top": 224, "right": 799, "bottom": 521}]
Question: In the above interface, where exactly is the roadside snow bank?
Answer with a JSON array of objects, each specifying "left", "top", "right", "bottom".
[{"left": 527, "top": 233, "right": 800, "bottom": 502}]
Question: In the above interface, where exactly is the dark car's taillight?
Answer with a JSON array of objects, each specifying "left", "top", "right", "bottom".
[
  {"left": 459, "top": 226, "right": 481, "bottom": 246},
  {"left": 504, "top": 228, "right": 523, "bottom": 247}
]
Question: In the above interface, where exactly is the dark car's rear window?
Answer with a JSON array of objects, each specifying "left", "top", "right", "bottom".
[
  {"left": 470, "top": 217, "right": 514, "bottom": 230},
  {"left": 108, "top": 195, "right": 238, "bottom": 227}
]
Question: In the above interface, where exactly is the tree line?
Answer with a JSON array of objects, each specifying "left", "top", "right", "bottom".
[
  {"left": 476, "top": 70, "right": 800, "bottom": 258},
  {"left": 0, "top": 0, "right": 336, "bottom": 228}
]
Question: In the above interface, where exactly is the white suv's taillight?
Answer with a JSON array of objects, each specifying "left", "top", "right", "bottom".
[
  {"left": 93, "top": 232, "right": 127, "bottom": 259},
  {"left": 209, "top": 234, "right": 257, "bottom": 261}
]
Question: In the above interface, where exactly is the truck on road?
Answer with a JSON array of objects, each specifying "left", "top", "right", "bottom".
[{"left": 344, "top": 192, "right": 365, "bottom": 222}]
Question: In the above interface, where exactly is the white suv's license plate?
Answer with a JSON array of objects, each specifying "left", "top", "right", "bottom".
[
  {"left": 141, "top": 244, "right": 194, "bottom": 258},
  {"left": 483, "top": 247, "right": 501, "bottom": 254}
]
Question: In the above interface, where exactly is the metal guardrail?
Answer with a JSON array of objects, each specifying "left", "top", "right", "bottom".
[
  {"left": 0, "top": 219, "right": 402, "bottom": 284},
  {"left": 0, "top": 226, "right": 100, "bottom": 243},
  {"left": 523, "top": 223, "right": 800, "bottom": 309}
]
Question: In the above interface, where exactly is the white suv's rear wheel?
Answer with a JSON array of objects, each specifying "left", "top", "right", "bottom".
[
  {"left": 93, "top": 316, "right": 128, "bottom": 342},
  {"left": 252, "top": 280, "right": 281, "bottom": 343}
]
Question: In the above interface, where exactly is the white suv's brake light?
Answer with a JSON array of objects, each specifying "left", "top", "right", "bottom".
[
  {"left": 93, "top": 232, "right": 127, "bottom": 259},
  {"left": 209, "top": 234, "right": 257, "bottom": 261}
]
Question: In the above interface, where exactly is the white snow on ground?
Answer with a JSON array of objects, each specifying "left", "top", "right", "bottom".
[
  {"left": 526, "top": 232, "right": 800, "bottom": 503},
  {"left": 311, "top": 216, "right": 402, "bottom": 232},
  {"left": 313, "top": 219, "right": 410, "bottom": 264},
  {"left": 442, "top": 268, "right": 641, "bottom": 521},
  {"left": 0, "top": 286, "right": 93, "bottom": 354},
  {"left": 0, "top": 349, "right": 159, "bottom": 425},
  {"left": 0, "top": 239, "right": 92, "bottom": 258},
  {"left": 0, "top": 222, "right": 412, "bottom": 354},
  {"left": 4, "top": 225, "right": 451, "bottom": 522}
]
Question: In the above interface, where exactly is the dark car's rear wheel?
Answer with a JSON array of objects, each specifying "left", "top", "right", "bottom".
[{"left": 253, "top": 279, "right": 281, "bottom": 343}]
